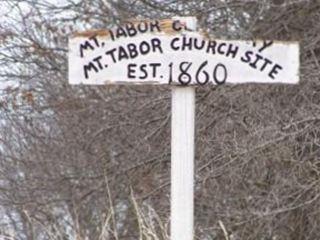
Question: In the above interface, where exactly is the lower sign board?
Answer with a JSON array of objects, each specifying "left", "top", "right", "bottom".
[{"left": 68, "top": 19, "right": 299, "bottom": 85}]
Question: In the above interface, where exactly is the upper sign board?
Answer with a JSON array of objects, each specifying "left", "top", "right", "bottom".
[{"left": 68, "top": 18, "right": 299, "bottom": 85}]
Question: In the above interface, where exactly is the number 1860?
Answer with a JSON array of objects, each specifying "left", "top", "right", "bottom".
[{"left": 168, "top": 61, "right": 227, "bottom": 85}]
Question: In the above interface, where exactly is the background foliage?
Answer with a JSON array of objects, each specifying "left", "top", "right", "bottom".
[{"left": 1, "top": 0, "right": 320, "bottom": 239}]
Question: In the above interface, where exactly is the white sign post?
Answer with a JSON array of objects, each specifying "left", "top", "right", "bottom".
[
  {"left": 171, "top": 85, "right": 195, "bottom": 240},
  {"left": 170, "top": 17, "right": 196, "bottom": 240},
  {"left": 68, "top": 17, "right": 299, "bottom": 240}
]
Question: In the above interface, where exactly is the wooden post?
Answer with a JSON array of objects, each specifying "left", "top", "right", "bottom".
[
  {"left": 171, "top": 86, "right": 195, "bottom": 240},
  {"left": 171, "top": 17, "right": 197, "bottom": 240}
]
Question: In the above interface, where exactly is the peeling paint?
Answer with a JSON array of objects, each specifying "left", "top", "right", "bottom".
[
  {"left": 71, "top": 19, "right": 190, "bottom": 39},
  {"left": 73, "top": 29, "right": 110, "bottom": 38}
]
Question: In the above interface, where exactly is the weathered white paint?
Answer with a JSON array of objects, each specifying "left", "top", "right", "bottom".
[
  {"left": 171, "top": 86, "right": 195, "bottom": 240},
  {"left": 69, "top": 21, "right": 299, "bottom": 85}
]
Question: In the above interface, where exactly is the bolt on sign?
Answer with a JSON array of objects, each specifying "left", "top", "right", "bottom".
[{"left": 69, "top": 19, "right": 299, "bottom": 85}]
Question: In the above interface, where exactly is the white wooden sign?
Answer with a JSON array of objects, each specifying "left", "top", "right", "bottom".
[
  {"left": 68, "top": 17, "right": 300, "bottom": 240},
  {"left": 69, "top": 19, "right": 299, "bottom": 85}
]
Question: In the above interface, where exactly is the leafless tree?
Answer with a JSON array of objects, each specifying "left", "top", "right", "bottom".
[{"left": 0, "top": 0, "right": 320, "bottom": 239}]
